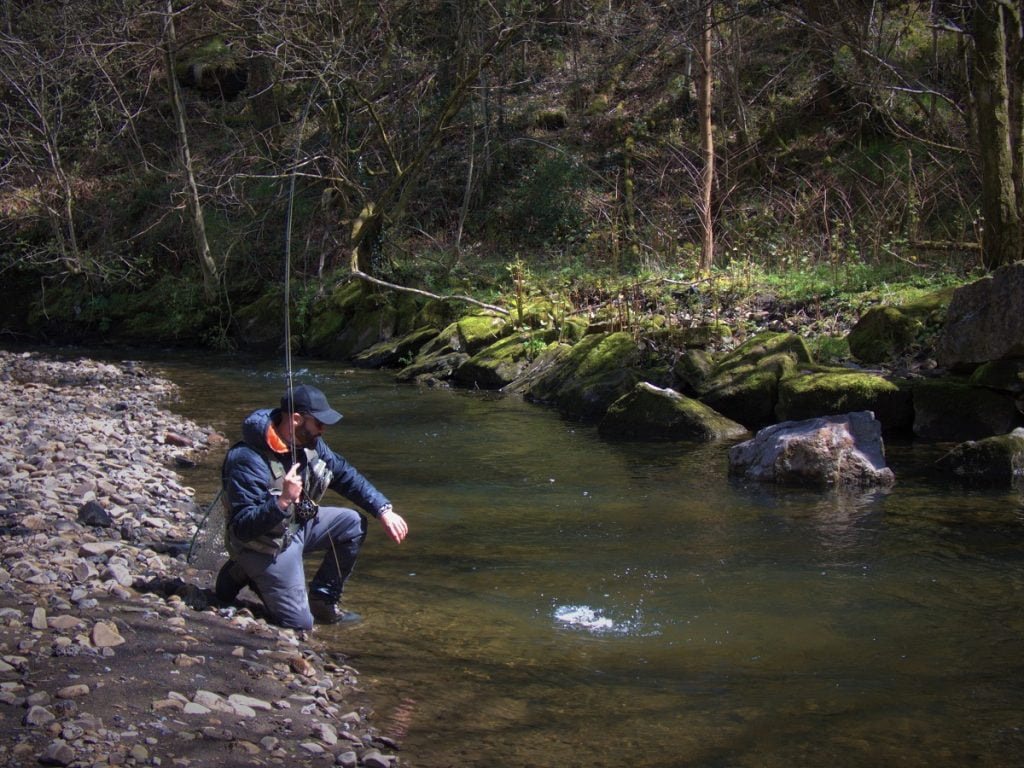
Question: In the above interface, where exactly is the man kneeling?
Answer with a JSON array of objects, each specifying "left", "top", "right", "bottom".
[{"left": 216, "top": 384, "right": 408, "bottom": 629}]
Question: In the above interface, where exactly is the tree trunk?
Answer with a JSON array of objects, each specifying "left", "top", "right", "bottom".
[
  {"left": 163, "top": 0, "right": 219, "bottom": 301},
  {"left": 697, "top": 1, "right": 715, "bottom": 275},
  {"left": 973, "top": 0, "right": 1022, "bottom": 270}
]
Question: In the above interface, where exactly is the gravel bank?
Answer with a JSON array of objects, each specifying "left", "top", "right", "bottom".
[{"left": 0, "top": 350, "right": 402, "bottom": 768}]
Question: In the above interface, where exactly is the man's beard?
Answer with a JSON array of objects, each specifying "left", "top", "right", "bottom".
[{"left": 293, "top": 422, "right": 319, "bottom": 448}]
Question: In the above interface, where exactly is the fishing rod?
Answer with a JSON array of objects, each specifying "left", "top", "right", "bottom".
[{"left": 281, "top": 71, "right": 349, "bottom": 584}]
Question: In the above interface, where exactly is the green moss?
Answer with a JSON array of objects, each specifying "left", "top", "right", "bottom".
[
  {"left": 673, "top": 348, "right": 716, "bottom": 394},
  {"left": 715, "top": 331, "right": 813, "bottom": 374},
  {"left": 234, "top": 290, "right": 290, "bottom": 353},
  {"left": 599, "top": 382, "right": 747, "bottom": 441},
  {"left": 776, "top": 370, "right": 913, "bottom": 433},
  {"left": 454, "top": 331, "right": 552, "bottom": 389},
  {"left": 694, "top": 332, "right": 813, "bottom": 429},
  {"left": 899, "top": 286, "right": 956, "bottom": 323},
  {"left": 848, "top": 306, "right": 922, "bottom": 363},
  {"left": 526, "top": 331, "right": 645, "bottom": 419},
  {"left": 934, "top": 429, "right": 1024, "bottom": 484},
  {"left": 457, "top": 313, "right": 509, "bottom": 353},
  {"left": 969, "top": 359, "right": 1024, "bottom": 393},
  {"left": 352, "top": 326, "right": 439, "bottom": 369}
]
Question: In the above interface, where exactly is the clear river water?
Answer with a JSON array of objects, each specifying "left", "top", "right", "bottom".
[{"left": 150, "top": 352, "right": 1024, "bottom": 768}]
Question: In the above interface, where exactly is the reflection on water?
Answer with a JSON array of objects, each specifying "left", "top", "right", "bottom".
[{"left": 147, "top": 354, "right": 1024, "bottom": 768}]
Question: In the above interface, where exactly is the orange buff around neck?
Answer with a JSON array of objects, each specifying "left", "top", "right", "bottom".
[{"left": 266, "top": 421, "right": 289, "bottom": 454}]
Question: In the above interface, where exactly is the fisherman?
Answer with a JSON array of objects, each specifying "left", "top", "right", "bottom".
[{"left": 215, "top": 384, "right": 408, "bottom": 629}]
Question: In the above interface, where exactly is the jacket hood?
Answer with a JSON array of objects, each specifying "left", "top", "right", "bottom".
[{"left": 241, "top": 408, "right": 277, "bottom": 452}]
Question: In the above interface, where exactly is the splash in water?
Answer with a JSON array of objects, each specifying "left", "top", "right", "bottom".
[{"left": 553, "top": 604, "right": 617, "bottom": 633}]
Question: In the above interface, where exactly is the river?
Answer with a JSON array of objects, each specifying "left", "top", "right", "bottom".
[{"left": 152, "top": 352, "right": 1024, "bottom": 768}]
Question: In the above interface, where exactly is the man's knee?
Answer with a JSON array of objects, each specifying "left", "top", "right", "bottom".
[{"left": 257, "top": 579, "right": 314, "bottom": 630}]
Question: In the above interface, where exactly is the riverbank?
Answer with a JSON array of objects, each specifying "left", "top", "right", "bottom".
[{"left": 0, "top": 350, "right": 401, "bottom": 768}]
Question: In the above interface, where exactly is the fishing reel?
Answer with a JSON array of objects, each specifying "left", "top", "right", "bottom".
[{"left": 294, "top": 496, "right": 319, "bottom": 524}]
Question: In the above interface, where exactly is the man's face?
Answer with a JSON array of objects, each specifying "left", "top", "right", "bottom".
[{"left": 294, "top": 413, "right": 325, "bottom": 448}]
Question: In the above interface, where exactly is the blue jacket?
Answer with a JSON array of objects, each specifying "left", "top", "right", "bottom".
[{"left": 222, "top": 408, "right": 390, "bottom": 553}]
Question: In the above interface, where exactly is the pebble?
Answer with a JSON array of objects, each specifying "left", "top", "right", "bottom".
[
  {"left": 39, "top": 739, "right": 75, "bottom": 766},
  {"left": 56, "top": 684, "right": 90, "bottom": 699},
  {"left": 91, "top": 621, "right": 125, "bottom": 648}
]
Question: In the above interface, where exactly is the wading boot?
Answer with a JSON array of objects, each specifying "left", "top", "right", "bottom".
[
  {"left": 215, "top": 559, "right": 250, "bottom": 604},
  {"left": 308, "top": 588, "right": 361, "bottom": 625}
]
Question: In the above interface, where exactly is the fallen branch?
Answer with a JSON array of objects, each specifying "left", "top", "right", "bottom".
[
  {"left": 344, "top": 270, "right": 510, "bottom": 316},
  {"left": 910, "top": 239, "right": 981, "bottom": 252}
]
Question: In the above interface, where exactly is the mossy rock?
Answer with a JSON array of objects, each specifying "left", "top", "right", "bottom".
[
  {"left": 510, "top": 297, "right": 560, "bottom": 329},
  {"left": 912, "top": 377, "right": 1023, "bottom": 441},
  {"left": 776, "top": 370, "right": 914, "bottom": 434},
  {"left": 457, "top": 313, "right": 510, "bottom": 353},
  {"left": 899, "top": 286, "right": 956, "bottom": 323},
  {"left": 559, "top": 316, "right": 590, "bottom": 343},
  {"left": 304, "top": 282, "right": 366, "bottom": 354},
  {"left": 502, "top": 343, "right": 575, "bottom": 396},
  {"left": 599, "top": 382, "right": 748, "bottom": 442},
  {"left": 395, "top": 352, "right": 470, "bottom": 383},
  {"left": 233, "top": 290, "right": 295, "bottom": 353},
  {"left": 454, "top": 331, "right": 555, "bottom": 389},
  {"left": 700, "top": 368, "right": 781, "bottom": 431},
  {"left": 710, "top": 332, "right": 812, "bottom": 381},
  {"left": 416, "top": 321, "right": 463, "bottom": 358},
  {"left": 414, "top": 299, "right": 461, "bottom": 330},
  {"left": 393, "top": 292, "right": 428, "bottom": 336},
  {"left": 305, "top": 283, "right": 400, "bottom": 359},
  {"left": 968, "top": 358, "right": 1024, "bottom": 394},
  {"left": 697, "top": 332, "right": 813, "bottom": 429},
  {"left": 352, "top": 326, "right": 439, "bottom": 369},
  {"left": 525, "top": 331, "right": 645, "bottom": 419},
  {"left": 673, "top": 349, "right": 716, "bottom": 395},
  {"left": 847, "top": 306, "right": 923, "bottom": 364},
  {"left": 933, "top": 428, "right": 1024, "bottom": 484}
]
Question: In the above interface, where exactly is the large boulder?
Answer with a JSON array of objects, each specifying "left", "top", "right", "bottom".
[
  {"left": 598, "top": 382, "right": 747, "bottom": 441},
  {"left": 672, "top": 348, "right": 716, "bottom": 395},
  {"left": 454, "top": 331, "right": 554, "bottom": 389},
  {"left": 776, "top": 370, "right": 914, "bottom": 434},
  {"left": 305, "top": 282, "right": 404, "bottom": 359},
  {"left": 968, "top": 358, "right": 1024, "bottom": 395},
  {"left": 848, "top": 287, "right": 953, "bottom": 364},
  {"left": 698, "top": 332, "right": 813, "bottom": 429},
  {"left": 232, "top": 290, "right": 288, "bottom": 353},
  {"left": 933, "top": 428, "right": 1024, "bottom": 484},
  {"left": 936, "top": 262, "right": 1024, "bottom": 369},
  {"left": 352, "top": 326, "right": 438, "bottom": 368},
  {"left": 728, "top": 411, "right": 895, "bottom": 487},
  {"left": 502, "top": 343, "right": 575, "bottom": 396},
  {"left": 912, "top": 377, "right": 1022, "bottom": 441},
  {"left": 416, "top": 313, "right": 509, "bottom": 358},
  {"left": 395, "top": 352, "right": 470, "bottom": 385},
  {"left": 524, "top": 331, "right": 645, "bottom": 419},
  {"left": 847, "top": 306, "right": 922, "bottom": 364}
]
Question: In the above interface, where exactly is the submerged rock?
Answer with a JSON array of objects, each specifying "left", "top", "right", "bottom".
[
  {"left": 728, "top": 411, "right": 894, "bottom": 487},
  {"left": 933, "top": 428, "right": 1024, "bottom": 484},
  {"left": 599, "top": 382, "right": 747, "bottom": 441}
]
